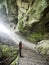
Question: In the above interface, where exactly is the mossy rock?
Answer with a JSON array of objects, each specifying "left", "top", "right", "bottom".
[{"left": 0, "top": 44, "right": 18, "bottom": 65}]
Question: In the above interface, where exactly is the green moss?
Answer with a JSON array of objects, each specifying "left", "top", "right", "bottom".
[
  {"left": 22, "top": 32, "right": 44, "bottom": 43},
  {"left": 0, "top": 44, "right": 18, "bottom": 65},
  {"left": 36, "top": 42, "right": 49, "bottom": 55}
]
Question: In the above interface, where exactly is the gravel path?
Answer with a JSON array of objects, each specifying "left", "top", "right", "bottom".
[{"left": 19, "top": 48, "right": 47, "bottom": 65}]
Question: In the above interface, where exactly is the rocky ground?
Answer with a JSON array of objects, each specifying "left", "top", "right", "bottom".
[{"left": 19, "top": 48, "right": 47, "bottom": 65}]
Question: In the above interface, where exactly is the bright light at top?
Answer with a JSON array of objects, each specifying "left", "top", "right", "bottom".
[{"left": 0, "top": 19, "right": 10, "bottom": 36}]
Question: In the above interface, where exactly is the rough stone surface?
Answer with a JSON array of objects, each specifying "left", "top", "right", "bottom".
[{"left": 19, "top": 48, "right": 47, "bottom": 65}]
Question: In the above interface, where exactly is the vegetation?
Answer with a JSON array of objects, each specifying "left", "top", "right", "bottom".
[
  {"left": 35, "top": 40, "right": 49, "bottom": 64},
  {"left": 35, "top": 40, "right": 49, "bottom": 54},
  {"left": 0, "top": 44, "right": 18, "bottom": 65},
  {"left": 0, "top": 0, "right": 49, "bottom": 64},
  {"left": 18, "top": 0, "right": 49, "bottom": 43},
  {"left": 18, "top": 1, "right": 49, "bottom": 64}
]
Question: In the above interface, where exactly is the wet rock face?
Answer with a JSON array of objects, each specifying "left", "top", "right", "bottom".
[
  {"left": 0, "top": 5, "right": 7, "bottom": 17},
  {"left": 0, "top": 0, "right": 4, "bottom": 3},
  {"left": 42, "top": 6, "right": 49, "bottom": 17},
  {"left": 0, "top": 0, "right": 49, "bottom": 41},
  {"left": 35, "top": 40, "right": 49, "bottom": 65},
  {"left": 18, "top": 0, "right": 49, "bottom": 39},
  {"left": 6, "top": 0, "right": 18, "bottom": 27},
  {"left": 36, "top": 40, "right": 49, "bottom": 55},
  {"left": 7, "top": 0, "right": 18, "bottom": 16}
]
